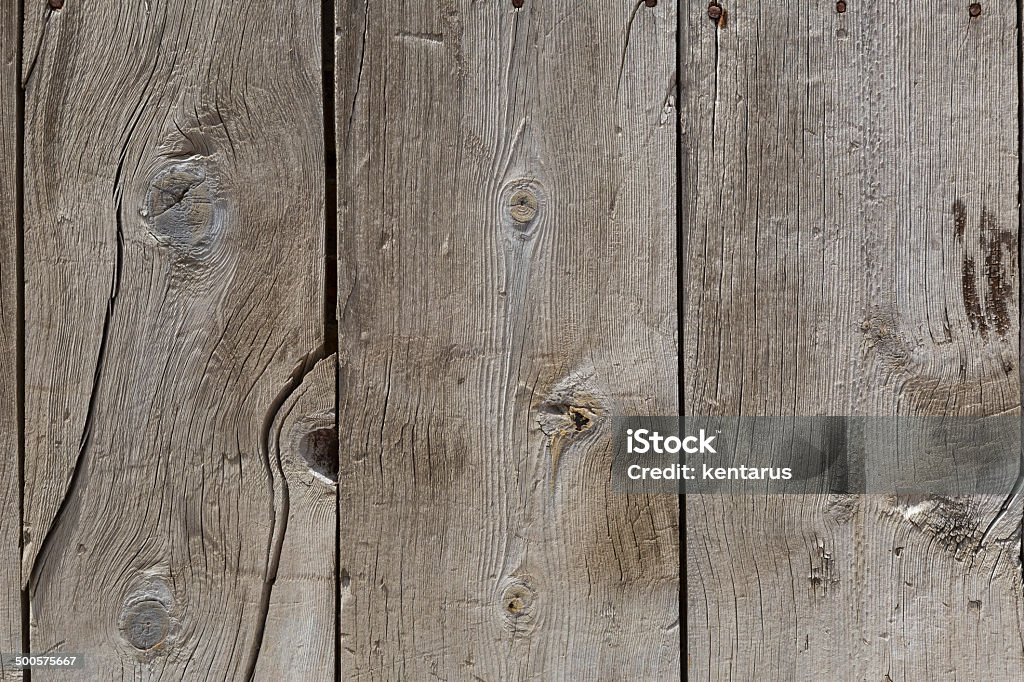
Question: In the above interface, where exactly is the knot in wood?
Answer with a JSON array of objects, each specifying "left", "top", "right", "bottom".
[
  {"left": 142, "top": 160, "right": 223, "bottom": 257},
  {"left": 508, "top": 189, "right": 538, "bottom": 224},
  {"left": 299, "top": 427, "right": 339, "bottom": 482},
  {"left": 48, "top": 0, "right": 64, "bottom": 9},
  {"left": 835, "top": 1, "right": 846, "bottom": 12},
  {"left": 498, "top": 575, "right": 538, "bottom": 635},
  {"left": 969, "top": 3, "right": 982, "bottom": 17},
  {"left": 512, "top": 0, "right": 524, "bottom": 7},
  {"left": 644, "top": 0, "right": 657, "bottom": 7},
  {"left": 501, "top": 582, "right": 536, "bottom": 618},
  {"left": 122, "top": 600, "right": 170, "bottom": 650}
]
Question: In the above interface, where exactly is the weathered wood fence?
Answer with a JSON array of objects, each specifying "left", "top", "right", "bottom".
[{"left": 2, "top": 0, "right": 1024, "bottom": 680}]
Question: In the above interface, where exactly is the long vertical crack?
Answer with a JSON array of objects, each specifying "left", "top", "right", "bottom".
[
  {"left": 324, "top": 0, "right": 338, "bottom": 358},
  {"left": 321, "top": 0, "right": 341, "bottom": 679},
  {"left": 676, "top": 0, "right": 688, "bottom": 670},
  {"left": 984, "top": 0, "right": 1024, "bottom": 572},
  {"left": 15, "top": 0, "right": 30, "bottom": 676}
]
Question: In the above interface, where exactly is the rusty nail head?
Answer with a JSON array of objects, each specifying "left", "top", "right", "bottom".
[
  {"left": 512, "top": 0, "right": 523, "bottom": 8},
  {"left": 836, "top": 1, "right": 846, "bottom": 12},
  {"left": 645, "top": 0, "right": 657, "bottom": 7},
  {"left": 48, "top": 0, "right": 63, "bottom": 9},
  {"left": 969, "top": 3, "right": 982, "bottom": 16},
  {"left": 708, "top": 4, "right": 723, "bottom": 21}
]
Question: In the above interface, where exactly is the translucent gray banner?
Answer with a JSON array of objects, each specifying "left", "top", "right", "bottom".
[{"left": 610, "top": 416, "right": 1023, "bottom": 495}]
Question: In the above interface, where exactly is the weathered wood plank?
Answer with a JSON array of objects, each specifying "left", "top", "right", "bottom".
[
  {"left": 0, "top": 0, "right": 21, "bottom": 677},
  {"left": 254, "top": 355, "right": 337, "bottom": 680},
  {"left": 684, "top": 1, "right": 1024, "bottom": 679},
  {"left": 336, "top": 1, "right": 678, "bottom": 678},
  {"left": 22, "top": 1, "right": 326, "bottom": 677}
]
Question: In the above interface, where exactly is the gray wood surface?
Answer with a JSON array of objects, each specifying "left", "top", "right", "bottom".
[
  {"left": 335, "top": 0, "right": 679, "bottom": 678},
  {"left": 683, "top": 1, "right": 1024, "bottom": 679},
  {"left": 21, "top": 1, "right": 328, "bottom": 678},
  {"left": 11, "top": 0, "right": 1024, "bottom": 678},
  {"left": 0, "top": 0, "right": 21, "bottom": 678},
  {"left": 254, "top": 355, "right": 337, "bottom": 680}
]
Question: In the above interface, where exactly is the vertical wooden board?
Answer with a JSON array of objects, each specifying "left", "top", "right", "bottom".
[
  {"left": 0, "top": 0, "right": 20, "bottom": 677},
  {"left": 254, "top": 355, "right": 337, "bottom": 680},
  {"left": 337, "top": 0, "right": 678, "bottom": 678},
  {"left": 22, "top": 1, "right": 325, "bottom": 678},
  {"left": 684, "top": 1, "right": 1024, "bottom": 679}
]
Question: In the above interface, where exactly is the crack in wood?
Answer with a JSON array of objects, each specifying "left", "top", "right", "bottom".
[
  {"left": 615, "top": 1, "right": 646, "bottom": 101},
  {"left": 243, "top": 344, "right": 332, "bottom": 680},
  {"left": 26, "top": 211, "right": 121, "bottom": 595}
]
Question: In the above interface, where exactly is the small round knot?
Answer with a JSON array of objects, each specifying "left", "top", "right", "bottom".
[
  {"left": 508, "top": 189, "right": 538, "bottom": 224},
  {"left": 299, "top": 427, "right": 339, "bottom": 482},
  {"left": 835, "top": 1, "right": 846, "bottom": 12},
  {"left": 512, "top": 0, "right": 523, "bottom": 7},
  {"left": 498, "top": 574, "right": 538, "bottom": 634},
  {"left": 142, "top": 160, "right": 224, "bottom": 261},
  {"left": 708, "top": 3, "right": 723, "bottom": 21},
  {"left": 502, "top": 583, "right": 535, "bottom": 617},
  {"left": 969, "top": 3, "right": 982, "bottom": 17},
  {"left": 48, "top": 0, "right": 63, "bottom": 9},
  {"left": 122, "top": 600, "right": 170, "bottom": 650},
  {"left": 644, "top": 0, "right": 657, "bottom": 7}
]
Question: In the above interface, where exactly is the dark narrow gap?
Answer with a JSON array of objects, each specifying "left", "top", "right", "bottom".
[
  {"left": 321, "top": 1, "right": 341, "bottom": 681},
  {"left": 16, "top": 0, "right": 31, "bottom": 678},
  {"left": 1017, "top": 0, "right": 1023, "bottom": 580},
  {"left": 675, "top": 0, "right": 687, "bottom": 669},
  {"left": 324, "top": 3, "right": 338, "bottom": 357}
]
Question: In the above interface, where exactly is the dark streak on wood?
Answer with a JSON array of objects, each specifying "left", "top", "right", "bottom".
[
  {"left": 963, "top": 256, "right": 987, "bottom": 334},
  {"left": 980, "top": 206, "right": 1014, "bottom": 337},
  {"left": 953, "top": 198, "right": 967, "bottom": 242}
]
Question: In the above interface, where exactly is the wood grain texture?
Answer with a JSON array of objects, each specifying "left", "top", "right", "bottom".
[
  {"left": 683, "top": 1, "right": 1024, "bottom": 679},
  {"left": 254, "top": 355, "right": 337, "bottom": 680},
  {"left": 22, "top": 1, "right": 325, "bottom": 677},
  {"left": 0, "top": 0, "right": 21, "bottom": 677},
  {"left": 336, "top": 0, "right": 679, "bottom": 679}
]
